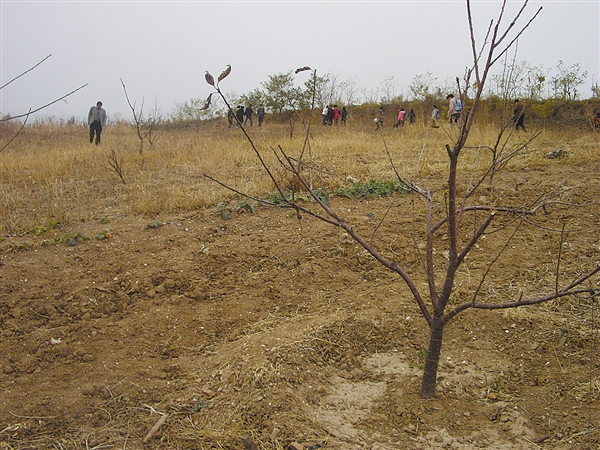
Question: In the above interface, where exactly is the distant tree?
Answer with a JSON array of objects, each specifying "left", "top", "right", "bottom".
[
  {"left": 551, "top": 60, "right": 588, "bottom": 100},
  {"left": 408, "top": 72, "right": 439, "bottom": 101},
  {"left": 489, "top": 55, "right": 526, "bottom": 100},
  {"left": 173, "top": 96, "right": 224, "bottom": 122},
  {"left": 523, "top": 63, "right": 548, "bottom": 100},
  {"left": 379, "top": 76, "right": 396, "bottom": 104},
  {"left": 261, "top": 71, "right": 306, "bottom": 114},
  {"left": 591, "top": 80, "right": 600, "bottom": 98},
  {"left": 488, "top": 57, "right": 548, "bottom": 102},
  {"left": 339, "top": 77, "right": 359, "bottom": 106},
  {"left": 239, "top": 88, "right": 265, "bottom": 110}
]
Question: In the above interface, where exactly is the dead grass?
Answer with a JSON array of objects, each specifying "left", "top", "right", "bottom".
[{"left": 1, "top": 120, "right": 598, "bottom": 237}]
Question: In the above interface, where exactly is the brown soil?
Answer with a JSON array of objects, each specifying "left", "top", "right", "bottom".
[{"left": 1, "top": 154, "right": 599, "bottom": 449}]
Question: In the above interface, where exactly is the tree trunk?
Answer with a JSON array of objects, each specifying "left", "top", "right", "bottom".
[{"left": 419, "top": 319, "right": 445, "bottom": 398}]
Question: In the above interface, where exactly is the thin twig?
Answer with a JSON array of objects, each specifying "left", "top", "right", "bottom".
[
  {"left": 0, "top": 109, "right": 31, "bottom": 152},
  {"left": 0, "top": 54, "right": 52, "bottom": 90},
  {"left": 0, "top": 84, "right": 88, "bottom": 122}
]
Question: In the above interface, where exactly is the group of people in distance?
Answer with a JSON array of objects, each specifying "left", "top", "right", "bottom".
[
  {"left": 86, "top": 94, "right": 534, "bottom": 146},
  {"left": 392, "top": 107, "right": 416, "bottom": 128},
  {"left": 429, "top": 95, "right": 527, "bottom": 131},
  {"left": 228, "top": 104, "right": 266, "bottom": 128},
  {"left": 322, "top": 105, "right": 348, "bottom": 126}
]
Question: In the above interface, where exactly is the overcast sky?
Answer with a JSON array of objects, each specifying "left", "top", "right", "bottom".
[{"left": 1, "top": 0, "right": 598, "bottom": 121}]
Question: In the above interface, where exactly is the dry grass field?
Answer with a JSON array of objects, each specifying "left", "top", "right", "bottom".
[{"left": 1, "top": 118, "right": 599, "bottom": 449}]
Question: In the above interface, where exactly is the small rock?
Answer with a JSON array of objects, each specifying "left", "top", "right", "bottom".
[
  {"left": 241, "top": 436, "right": 258, "bottom": 450},
  {"left": 403, "top": 423, "right": 417, "bottom": 434},
  {"left": 270, "top": 428, "right": 280, "bottom": 441},
  {"left": 545, "top": 149, "right": 563, "bottom": 159},
  {"left": 219, "top": 370, "right": 233, "bottom": 381},
  {"left": 288, "top": 443, "right": 304, "bottom": 450},
  {"left": 201, "top": 386, "right": 216, "bottom": 398}
]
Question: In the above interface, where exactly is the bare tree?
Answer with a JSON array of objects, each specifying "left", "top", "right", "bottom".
[
  {"left": 204, "top": 0, "right": 599, "bottom": 399},
  {"left": 379, "top": 76, "right": 396, "bottom": 104},
  {"left": 120, "top": 78, "right": 161, "bottom": 154},
  {"left": 408, "top": 72, "right": 439, "bottom": 101}
]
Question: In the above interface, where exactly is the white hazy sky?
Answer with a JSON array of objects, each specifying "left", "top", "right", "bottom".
[{"left": 1, "top": 0, "right": 598, "bottom": 121}]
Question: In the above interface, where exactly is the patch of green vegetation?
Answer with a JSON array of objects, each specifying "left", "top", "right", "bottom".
[
  {"left": 215, "top": 178, "right": 409, "bottom": 219},
  {"left": 95, "top": 230, "right": 113, "bottom": 240},
  {"left": 313, "top": 187, "right": 330, "bottom": 205},
  {"left": 333, "top": 179, "right": 409, "bottom": 199},
  {"left": 54, "top": 232, "right": 89, "bottom": 246},
  {"left": 263, "top": 191, "right": 294, "bottom": 205},
  {"left": 32, "top": 220, "right": 60, "bottom": 236},
  {"left": 216, "top": 202, "right": 232, "bottom": 220},
  {"left": 4, "top": 241, "right": 34, "bottom": 252},
  {"left": 145, "top": 221, "right": 166, "bottom": 229},
  {"left": 235, "top": 199, "right": 256, "bottom": 214},
  {"left": 409, "top": 349, "right": 427, "bottom": 370}
]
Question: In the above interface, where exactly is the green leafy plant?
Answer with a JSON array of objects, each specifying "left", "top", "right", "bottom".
[
  {"left": 145, "top": 221, "right": 166, "bottom": 229},
  {"left": 235, "top": 199, "right": 256, "bottom": 214},
  {"left": 216, "top": 202, "right": 232, "bottom": 220},
  {"left": 55, "top": 232, "right": 89, "bottom": 246}
]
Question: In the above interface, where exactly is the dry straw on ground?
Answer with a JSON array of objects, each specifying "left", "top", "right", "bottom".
[{"left": 1, "top": 120, "right": 597, "bottom": 235}]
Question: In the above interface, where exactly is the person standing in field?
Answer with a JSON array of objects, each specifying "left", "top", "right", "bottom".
[
  {"left": 244, "top": 104, "right": 253, "bottom": 126},
  {"left": 512, "top": 99, "right": 526, "bottom": 131},
  {"left": 394, "top": 108, "right": 406, "bottom": 127},
  {"left": 322, "top": 105, "right": 329, "bottom": 125},
  {"left": 431, "top": 105, "right": 440, "bottom": 128},
  {"left": 227, "top": 108, "right": 234, "bottom": 128},
  {"left": 408, "top": 108, "right": 416, "bottom": 125},
  {"left": 447, "top": 94, "right": 460, "bottom": 124},
  {"left": 257, "top": 104, "right": 265, "bottom": 127},
  {"left": 341, "top": 106, "right": 348, "bottom": 125},
  {"left": 333, "top": 105, "right": 340, "bottom": 124},
  {"left": 326, "top": 105, "right": 334, "bottom": 125},
  {"left": 374, "top": 106, "right": 385, "bottom": 129},
  {"left": 235, "top": 105, "right": 244, "bottom": 127},
  {"left": 88, "top": 101, "right": 107, "bottom": 145}
]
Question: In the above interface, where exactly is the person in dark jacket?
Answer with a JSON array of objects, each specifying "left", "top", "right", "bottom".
[
  {"left": 243, "top": 104, "right": 253, "bottom": 126},
  {"left": 341, "top": 106, "right": 348, "bottom": 125},
  {"left": 512, "top": 99, "right": 526, "bottom": 131},
  {"left": 235, "top": 105, "right": 244, "bottom": 126},
  {"left": 88, "top": 101, "right": 107, "bottom": 145},
  {"left": 257, "top": 105, "right": 265, "bottom": 126}
]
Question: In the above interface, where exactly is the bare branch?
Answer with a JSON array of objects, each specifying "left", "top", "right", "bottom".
[
  {"left": 490, "top": 6, "right": 543, "bottom": 67},
  {"left": 444, "top": 269, "right": 600, "bottom": 323},
  {"left": 0, "top": 110, "right": 31, "bottom": 153},
  {"left": 0, "top": 84, "right": 88, "bottom": 122},
  {"left": 468, "top": 221, "right": 521, "bottom": 307},
  {"left": 0, "top": 54, "right": 52, "bottom": 90}
]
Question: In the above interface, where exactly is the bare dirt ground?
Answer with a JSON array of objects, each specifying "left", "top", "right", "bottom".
[{"left": 1, "top": 151, "right": 599, "bottom": 449}]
